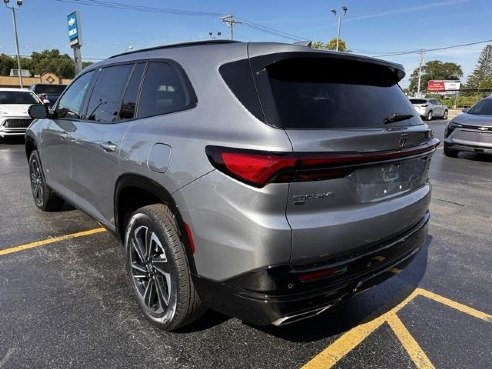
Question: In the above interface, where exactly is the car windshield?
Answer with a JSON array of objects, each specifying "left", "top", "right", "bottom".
[
  {"left": 409, "top": 99, "right": 427, "bottom": 104},
  {"left": 467, "top": 99, "right": 492, "bottom": 115},
  {"left": 0, "top": 91, "right": 39, "bottom": 104},
  {"left": 33, "top": 85, "right": 67, "bottom": 94}
]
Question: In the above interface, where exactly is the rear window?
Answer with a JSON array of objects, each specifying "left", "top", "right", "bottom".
[
  {"left": 410, "top": 99, "right": 427, "bottom": 104},
  {"left": 260, "top": 57, "right": 417, "bottom": 129},
  {"left": 0, "top": 91, "right": 38, "bottom": 104},
  {"left": 32, "top": 85, "right": 67, "bottom": 94}
]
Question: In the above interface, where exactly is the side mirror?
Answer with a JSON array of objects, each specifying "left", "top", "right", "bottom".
[
  {"left": 461, "top": 108, "right": 470, "bottom": 113},
  {"left": 28, "top": 104, "right": 49, "bottom": 119}
]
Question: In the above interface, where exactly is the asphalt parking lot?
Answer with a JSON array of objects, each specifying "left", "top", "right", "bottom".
[{"left": 0, "top": 119, "right": 490, "bottom": 369}]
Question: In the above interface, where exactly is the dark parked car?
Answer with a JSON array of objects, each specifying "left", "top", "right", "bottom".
[
  {"left": 26, "top": 40, "right": 439, "bottom": 330},
  {"left": 30, "top": 84, "right": 67, "bottom": 108},
  {"left": 444, "top": 96, "right": 492, "bottom": 157}
]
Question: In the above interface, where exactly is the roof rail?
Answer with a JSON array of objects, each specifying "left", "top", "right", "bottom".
[{"left": 110, "top": 40, "right": 240, "bottom": 59}]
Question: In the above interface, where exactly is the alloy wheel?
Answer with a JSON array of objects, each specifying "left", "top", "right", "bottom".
[{"left": 129, "top": 225, "right": 172, "bottom": 315}]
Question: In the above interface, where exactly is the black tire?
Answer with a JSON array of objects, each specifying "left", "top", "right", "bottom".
[
  {"left": 29, "top": 150, "right": 64, "bottom": 211},
  {"left": 124, "top": 204, "right": 204, "bottom": 331},
  {"left": 443, "top": 143, "right": 458, "bottom": 158},
  {"left": 426, "top": 110, "right": 433, "bottom": 121},
  {"left": 442, "top": 110, "right": 448, "bottom": 120}
]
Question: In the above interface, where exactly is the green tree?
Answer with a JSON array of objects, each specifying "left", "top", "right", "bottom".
[
  {"left": 466, "top": 45, "right": 492, "bottom": 89},
  {"left": 0, "top": 54, "right": 15, "bottom": 76},
  {"left": 408, "top": 60, "right": 463, "bottom": 94},
  {"left": 29, "top": 49, "right": 75, "bottom": 78},
  {"left": 479, "top": 77, "right": 492, "bottom": 90},
  {"left": 312, "top": 38, "right": 348, "bottom": 52}
]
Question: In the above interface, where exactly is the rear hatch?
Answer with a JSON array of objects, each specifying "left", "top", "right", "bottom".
[{"left": 248, "top": 47, "right": 438, "bottom": 265}]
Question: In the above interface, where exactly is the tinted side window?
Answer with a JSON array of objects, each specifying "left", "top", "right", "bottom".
[
  {"left": 86, "top": 64, "right": 133, "bottom": 123},
  {"left": 120, "top": 63, "right": 145, "bottom": 120},
  {"left": 137, "top": 62, "right": 193, "bottom": 118},
  {"left": 57, "top": 71, "right": 94, "bottom": 119}
]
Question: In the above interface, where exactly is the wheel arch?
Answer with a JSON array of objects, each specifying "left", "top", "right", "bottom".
[
  {"left": 114, "top": 174, "right": 197, "bottom": 273},
  {"left": 25, "top": 134, "right": 37, "bottom": 162}
]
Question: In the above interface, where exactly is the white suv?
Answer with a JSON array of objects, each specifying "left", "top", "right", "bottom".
[{"left": 410, "top": 98, "right": 448, "bottom": 121}]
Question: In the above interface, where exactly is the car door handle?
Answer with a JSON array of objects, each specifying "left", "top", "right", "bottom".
[
  {"left": 59, "top": 131, "right": 69, "bottom": 140},
  {"left": 100, "top": 141, "right": 118, "bottom": 152}
]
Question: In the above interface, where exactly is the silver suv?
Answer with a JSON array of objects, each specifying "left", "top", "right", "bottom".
[
  {"left": 410, "top": 98, "right": 448, "bottom": 121},
  {"left": 26, "top": 41, "right": 439, "bottom": 330}
]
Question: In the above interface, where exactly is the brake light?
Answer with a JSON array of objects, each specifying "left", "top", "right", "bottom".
[{"left": 206, "top": 138, "right": 439, "bottom": 188}]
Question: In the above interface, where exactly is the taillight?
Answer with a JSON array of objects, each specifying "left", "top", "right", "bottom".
[
  {"left": 206, "top": 139, "right": 439, "bottom": 188},
  {"left": 206, "top": 148, "right": 296, "bottom": 187},
  {"left": 421, "top": 104, "right": 428, "bottom": 107}
]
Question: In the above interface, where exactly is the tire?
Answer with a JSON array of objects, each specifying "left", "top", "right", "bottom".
[
  {"left": 442, "top": 110, "right": 448, "bottom": 120},
  {"left": 124, "top": 204, "right": 204, "bottom": 331},
  {"left": 29, "top": 150, "right": 64, "bottom": 211},
  {"left": 426, "top": 111, "right": 433, "bottom": 121},
  {"left": 443, "top": 143, "right": 458, "bottom": 158}
]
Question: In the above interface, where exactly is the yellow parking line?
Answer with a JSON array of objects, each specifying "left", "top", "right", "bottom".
[
  {"left": 301, "top": 316, "right": 386, "bottom": 369},
  {"left": 302, "top": 287, "right": 491, "bottom": 368},
  {"left": 302, "top": 289, "right": 420, "bottom": 369},
  {"left": 0, "top": 228, "right": 107, "bottom": 256},
  {"left": 416, "top": 288, "right": 492, "bottom": 322},
  {"left": 386, "top": 314, "right": 435, "bottom": 369}
]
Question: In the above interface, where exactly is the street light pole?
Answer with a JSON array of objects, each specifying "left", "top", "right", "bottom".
[
  {"left": 330, "top": 6, "right": 348, "bottom": 52},
  {"left": 4, "top": 0, "right": 23, "bottom": 88}
]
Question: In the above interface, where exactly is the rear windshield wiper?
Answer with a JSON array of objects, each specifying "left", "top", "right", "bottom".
[{"left": 383, "top": 113, "right": 414, "bottom": 124}]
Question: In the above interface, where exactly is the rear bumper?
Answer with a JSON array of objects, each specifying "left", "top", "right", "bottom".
[{"left": 193, "top": 212, "right": 429, "bottom": 326}]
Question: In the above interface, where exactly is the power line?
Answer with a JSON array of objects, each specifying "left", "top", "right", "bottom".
[
  {"left": 371, "top": 39, "right": 492, "bottom": 58},
  {"left": 55, "top": 0, "right": 223, "bottom": 17},
  {"left": 54, "top": 0, "right": 307, "bottom": 42}
]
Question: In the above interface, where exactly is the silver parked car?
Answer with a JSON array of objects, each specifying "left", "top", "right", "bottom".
[
  {"left": 410, "top": 98, "right": 448, "bottom": 121},
  {"left": 26, "top": 41, "right": 439, "bottom": 330},
  {"left": 444, "top": 96, "right": 492, "bottom": 157}
]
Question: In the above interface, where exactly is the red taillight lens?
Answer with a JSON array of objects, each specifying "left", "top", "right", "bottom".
[
  {"left": 298, "top": 266, "right": 348, "bottom": 282},
  {"left": 207, "top": 148, "right": 296, "bottom": 187},
  {"left": 206, "top": 139, "right": 439, "bottom": 188}
]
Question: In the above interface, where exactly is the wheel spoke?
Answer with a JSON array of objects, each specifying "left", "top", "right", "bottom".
[
  {"left": 132, "top": 226, "right": 148, "bottom": 263},
  {"left": 155, "top": 275, "right": 170, "bottom": 307},
  {"left": 131, "top": 262, "right": 147, "bottom": 280},
  {"left": 143, "top": 279, "right": 155, "bottom": 308},
  {"left": 152, "top": 260, "right": 169, "bottom": 275}
]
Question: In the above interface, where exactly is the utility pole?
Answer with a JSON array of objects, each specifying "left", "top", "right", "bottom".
[
  {"left": 4, "top": 0, "right": 23, "bottom": 88},
  {"left": 221, "top": 15, "right": 241, "bottom": 40},
  {"left": 417, "top": 49, "right": 425, "bottom": 96}
]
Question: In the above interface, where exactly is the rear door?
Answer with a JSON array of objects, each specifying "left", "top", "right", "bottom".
[
  {"left": 69, "top": 63, "right": 144, "bottom": 225},
  {"left": 250, "top": 52, "right": 437, "bottom": 265}
]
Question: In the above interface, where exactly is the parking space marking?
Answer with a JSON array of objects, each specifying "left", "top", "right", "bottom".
[
  {"left": 0, "top": 228, "right": 107, "bottom": 256},
  {"left": 386, "top": 314, "right": 435, "bottom": 369},
  {"left": 302, "top": 288, "right": 491, "bottom": 369}
]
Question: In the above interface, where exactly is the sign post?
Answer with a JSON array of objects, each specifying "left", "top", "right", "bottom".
[{"left": 67, "top": 11, "right": 83, "bottom": 74}]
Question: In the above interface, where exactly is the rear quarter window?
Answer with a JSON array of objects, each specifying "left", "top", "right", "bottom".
[{"left": 137, "top": 61, "right": 196, "bottom": 119}]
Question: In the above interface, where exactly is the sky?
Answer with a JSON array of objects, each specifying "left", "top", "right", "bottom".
[{"left": 0, "top": 0, "right": 491, "bottom": 87}]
